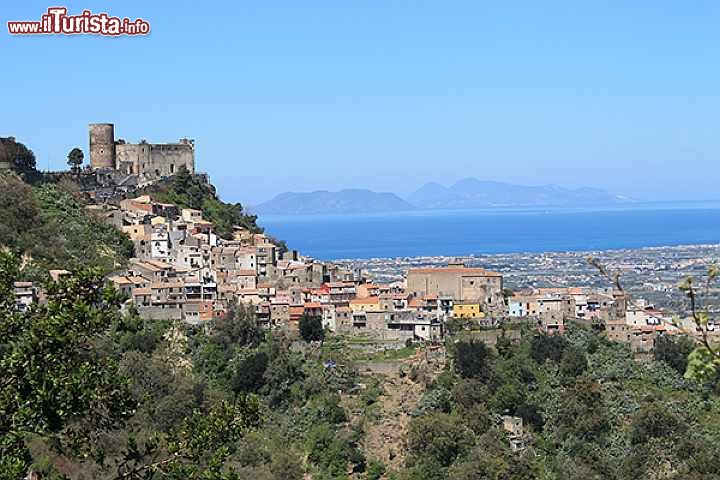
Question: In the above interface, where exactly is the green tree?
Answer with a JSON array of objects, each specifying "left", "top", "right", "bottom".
[
  {"left": 306, "top": 423, "right": 364, "bottom": 477},
  {"left": 0, "top": 137, "right": 36, "bottom": 172},
  {"left": 495, "top": 332, "right": 513, "bottom": 358},
  {"left": 629, "top": 403, "right": 687, "bottom": 445},
  {"left": 454, "top": 339, "right": 493, "bottom": 381},
  {"left": 367, "top": 460, "right": 386, "bottom": 480},
  {"left": 654, "top": 333, "right": 694, "bottom": 375},
  {"left": 299, "top": 314, "right": 324, "bottom": 343},
  {"left": 550, "top": 378, "right": 609, "bottom": 442},
  {"left": 0, "top": 255, "right": 135, "bottom": 477},
  {"left": 559, "top": 346, "right": 588, "bottom": 378},
  {"left": 230, "top": 351, "right": 269, "bottom": 394},
  {"left": 447, "top": 430, "right": 536, "bottom": 480},
  {"left": 489, "top": 380, "right": 526, "bottom": 414},
  {"left": 261, "top": 334, "right": 306, "bottom": 406},
  {"left": 406, "top": 413, "right": 474, "bottom": 468},
  {"left": 66, "top": 147, "right": 84, "bottom": 173},
  {"left": 269, "top": 449, "right": 304, "bottom": 480},
  {"left": 211, "top": 303, "right": 264, "bottom": 349},
  {"left": 530, "top": 334, "right": 568, "bottom": 364},
  {"left": 117, "top": 397, "right": 262, "bottom": 479}
]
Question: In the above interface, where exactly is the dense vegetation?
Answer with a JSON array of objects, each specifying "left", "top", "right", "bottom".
[
  {"left": 145, "top": 166, "right": 262, "bottom": 238},
  {"left": 0, "top": 250, "right": 362, "bottom": 479},
  {"left": 0, "top": 172, "right": 133, "bottom": 276},
  {"left": 395, "top": 328, "right": 720, "bottom": 479}
]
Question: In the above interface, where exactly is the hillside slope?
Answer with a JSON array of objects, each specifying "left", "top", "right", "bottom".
[{"left": 0, "top": 172, "right": 133, "bottom": 276}]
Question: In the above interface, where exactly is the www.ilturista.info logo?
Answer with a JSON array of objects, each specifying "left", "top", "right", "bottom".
[{"left": 8, "top": 7, "right": 150, "bottom": 36}]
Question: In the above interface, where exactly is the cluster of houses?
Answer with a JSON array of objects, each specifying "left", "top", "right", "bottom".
[
  {"left": 9, "top": 190, "right": 711, "bottom": 352},
  {"left": 100, "top": 195, "right": 496, "bottom": 342},
  {"left": 505, "top": 286, "right": 706, "bottom": 356}
]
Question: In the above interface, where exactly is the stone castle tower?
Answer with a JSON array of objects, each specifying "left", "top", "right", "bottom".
[
  {"left": 89, "top": 123, "right": 116, "bottom": 169},
  {"left": 88, "top": 123, "right": 195, "bottom": 177}
]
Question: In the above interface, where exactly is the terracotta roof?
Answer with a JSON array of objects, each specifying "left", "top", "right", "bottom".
[
  {"left": 133, "top": 288, "right": 151, "bottom": 295},
  {"left": 350, "top": 296, "right": 380, "bottom": 305}
]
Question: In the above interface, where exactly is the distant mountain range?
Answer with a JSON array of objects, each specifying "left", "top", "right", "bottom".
[
  {"left": 252, "top": 178, "right": 630, "bottom": 215},
  {"left": 252, "top": 189, "right": 414, "bottom": 215},
  {"left": 408, "top": 178, "right": 627, "bottom": 210}
]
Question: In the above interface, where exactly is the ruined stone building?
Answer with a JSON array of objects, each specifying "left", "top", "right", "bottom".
[{"left": 89, "top": 123, "right": 194, "bottom": 178}]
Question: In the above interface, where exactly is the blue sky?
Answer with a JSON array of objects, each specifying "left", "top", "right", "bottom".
[{"left": 2, "top": 1, "right": 720, "bottom": 204}]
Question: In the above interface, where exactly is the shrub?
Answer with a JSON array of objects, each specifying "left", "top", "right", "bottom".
[{"left": 454, "top": 339, "right": 493, "bottom": 381}]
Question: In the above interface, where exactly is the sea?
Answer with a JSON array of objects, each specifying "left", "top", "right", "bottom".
[{"left": 258, "top": 202, "right": 720, "bottom": 260}]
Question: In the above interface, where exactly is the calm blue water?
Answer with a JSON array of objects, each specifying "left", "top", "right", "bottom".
[{"left": 259, "top": 205, "right": 720, "bottom": 260}]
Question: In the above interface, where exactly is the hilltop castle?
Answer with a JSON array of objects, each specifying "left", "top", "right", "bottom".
[{"left": 89, "top": 123, "right": 195, "bottom": 178}]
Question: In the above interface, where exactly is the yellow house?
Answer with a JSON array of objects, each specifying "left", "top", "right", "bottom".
[{"left": 453, "top": 302, "right": 484, "bottom": 319}]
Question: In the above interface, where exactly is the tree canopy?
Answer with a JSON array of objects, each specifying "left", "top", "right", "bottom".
[
  {"left": 0, "top": 137, "right": 36, "bottom": 172},
  {"left": 67, "top": 147, "right": 84, "bottom": 172},
  {"left": 299, "top": 314, "right": 325, "bottom": 343}
]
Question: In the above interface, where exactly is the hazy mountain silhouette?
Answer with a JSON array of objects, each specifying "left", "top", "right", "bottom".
[
  {"left": 253, "top": 189, "right": 415, "bottom": 215},
  {"left": 407, "top": 178, "right": 626, "bottom": 209},
  {"left": 254, "top": 179, "right": 628, "bottom": 214}
]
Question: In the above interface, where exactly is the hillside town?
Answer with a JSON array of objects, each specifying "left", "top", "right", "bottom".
[
  {"left": 102, "top": 196, "right": 708, "bottom": 357},
  {"left": 8, "top": 125, "right": 715, "bottom": 361}
]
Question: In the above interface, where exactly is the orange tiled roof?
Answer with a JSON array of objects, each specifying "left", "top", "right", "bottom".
[{"left": 350, "top": 296, "right": 380, "bottom": 305}]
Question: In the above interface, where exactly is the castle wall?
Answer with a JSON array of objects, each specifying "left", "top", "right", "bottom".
[
  {"left": 148, "top": 142, "right": 194, "bottom": 176},
  {"left": 116, "top": 143, "right": 151, "bottom": 175},
  {"left": 115, "top": 142, "right": 194, "bottom": 176}
]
